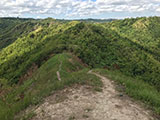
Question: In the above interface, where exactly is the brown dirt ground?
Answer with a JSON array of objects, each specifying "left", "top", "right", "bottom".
[{"left": 29, "top": 71, "right": 154, "bottom": 120}]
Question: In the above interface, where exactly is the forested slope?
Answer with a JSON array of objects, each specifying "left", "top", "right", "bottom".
[
  {"left": 1, "top": 19, "right": 159, "bottom": 89},
  {"left": 0, "top": 19, "right": 79, "bottom": 84},
  {"left": 0, "top": 17, "right": 160, "bottom": 119},
  {"left": 57, "top": 22, "right": 160, "bottom": 89},
  {"left": 0, "top": 18, "right": 39, "bottom": 49},
  {"left": 104, "top": 17, "right": 160, "bottom": 61}
]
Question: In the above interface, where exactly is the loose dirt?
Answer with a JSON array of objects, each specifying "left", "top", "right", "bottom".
[{"left": 31, "top": 71, "right": 154, "bottom": 120}]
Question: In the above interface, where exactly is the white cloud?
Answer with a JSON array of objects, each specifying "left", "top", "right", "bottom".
[{"left": 0, "top": 0, "right": 160, "bottom": 18}]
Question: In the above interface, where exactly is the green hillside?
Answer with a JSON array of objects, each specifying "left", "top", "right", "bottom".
[
  {"left": 0, "top": 53, "right": 101, "bottom": 120},
  {"left": 59, "top": 22, "right": 160, "bottom": 89},
  {"left": 0, "top": 17, "right": 160, "bottom": 119},
  {"left": 0, "top": 20, "right": 79, "bottom": 84},
  {"left": 104, "top": 17, "right": 160, "bottom": 61},
  {"left": 0, "top": 18, "right": 38, "bottom": 50}
]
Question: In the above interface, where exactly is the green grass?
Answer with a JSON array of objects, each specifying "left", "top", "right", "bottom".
[
  {"left": 0, "top": 53, "right": 102, "bottom": 120},
  {"left": 0, "top": 17, "right": 160, "bottom": 119},
  {"left": 93, "top": 69, "right": 160, "bottom": 115}
]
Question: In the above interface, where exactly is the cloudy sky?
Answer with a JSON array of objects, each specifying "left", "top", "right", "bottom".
[{"left": 0, "top": 0, "right": 160, "bottom": 19}]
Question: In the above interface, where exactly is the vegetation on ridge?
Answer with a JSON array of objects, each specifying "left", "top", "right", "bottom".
[
  {"left": 0, "top": 17, "right": 160, "bottom": 119},
  {"left": 0, "top": 53, "right": 102, "bottom": 120}
]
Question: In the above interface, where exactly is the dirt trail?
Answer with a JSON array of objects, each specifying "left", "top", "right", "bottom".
[
  {"left": 31, "top": 71, "right": 154, "bottom": 120},
  {"left": 57, "top": 61, "right": 62, "bottom": 81}
]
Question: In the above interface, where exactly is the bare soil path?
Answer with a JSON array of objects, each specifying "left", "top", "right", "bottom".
[{"left": 31, "top": 70, "right": 154, "bottom": 120}]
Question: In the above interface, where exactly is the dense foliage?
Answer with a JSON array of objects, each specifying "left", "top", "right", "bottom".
[
  {"left": 58, "top": 22, "right": 160, "bottom": 89},
  {"left": 0, "top": 17, "right": 160, "bottom": 119},
  {"left": 0, "top": 17, "right": 160, "bottom": 88},
  {"left": 0, "top": 19, "right": 78, "bottom": 84},
  {"left": 104, "top": 17, "right": 160, "bottom": 61},
  {"left": 0, "top": 18, "right": 38, "bottom": 49}
]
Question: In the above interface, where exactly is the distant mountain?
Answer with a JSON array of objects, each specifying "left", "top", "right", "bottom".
[
  {"left": 77, "top": 18, "right": 116, "bottom": 22},
  {"left": 0, "top": 18, "right": 115, "bottom": 50},
  {"left": 0, "top": 18, "right": 37, "bottom": 50}
]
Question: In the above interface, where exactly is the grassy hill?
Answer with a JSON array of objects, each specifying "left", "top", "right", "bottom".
[
  {"left": 0, "top": 53, "right": 101, "bottom": 120},
  {"left": 0, "top": 17, "right": 160, "bottom": 119}
]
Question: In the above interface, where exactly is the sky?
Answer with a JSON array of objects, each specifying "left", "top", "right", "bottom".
[{"left": 0, "top": 0, "right": 160, "bottom": 19}]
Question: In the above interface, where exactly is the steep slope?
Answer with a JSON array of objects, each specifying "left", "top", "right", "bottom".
[
  {"left": 0, "top": 53, "right": 101, "bottom": 120},
  {"left": 0, "top": 20, "right": 160, "bottom": 88},
  {"left": 0, "top": 18, "right": 29, "bottom": 35},
  {"left": 0, "top": 20, "right": 79, "bottom": 84},
  {"left": 104, "top": 17, "right": 160, "bottom": 61},
  {"left": 57, "top": 22, "right": 160, "bottom": 90},
  {"left": 0, "top": 17, "right": 160, "bottom": 119},
  {"left": 0, "top": 18, "right": 37, "bottom": 50}
]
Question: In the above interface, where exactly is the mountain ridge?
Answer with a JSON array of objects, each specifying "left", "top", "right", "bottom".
[{"left": 0, "top": 16, "right": 160, "bottom": 120}]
